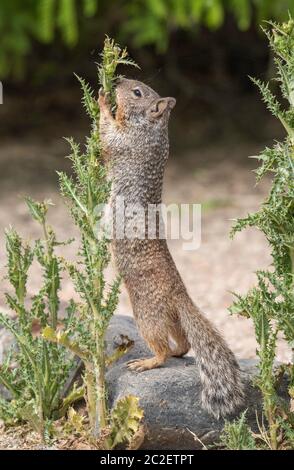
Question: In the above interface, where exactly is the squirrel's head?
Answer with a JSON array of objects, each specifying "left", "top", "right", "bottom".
[{"left": 115, "top": 78, "right": 176, "bottom": 129}]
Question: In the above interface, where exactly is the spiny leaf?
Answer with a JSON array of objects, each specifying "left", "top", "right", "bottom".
[{"left": 109, "top": 395, "right": 144, "bottom": 448}]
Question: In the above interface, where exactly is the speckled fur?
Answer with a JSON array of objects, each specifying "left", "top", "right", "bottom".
[{"left": 98, "top": 78, "right": 244, "bottom": 418}]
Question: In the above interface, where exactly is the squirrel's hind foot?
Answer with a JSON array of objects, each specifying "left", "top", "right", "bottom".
[{"left": 127, "top": 356, "right": 166, "bottom": 372}]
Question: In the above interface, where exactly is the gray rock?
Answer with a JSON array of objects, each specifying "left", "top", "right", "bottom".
[{"left": 106, "top": 316, "right": 265, "bottom": 450}]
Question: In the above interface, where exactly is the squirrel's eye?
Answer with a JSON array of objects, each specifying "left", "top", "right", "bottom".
[{"left": 133, "top": 88, "right": 142, "bottom": 98}]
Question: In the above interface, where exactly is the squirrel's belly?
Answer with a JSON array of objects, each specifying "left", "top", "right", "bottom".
[
  {"left": 112, "top": 238, "right": 154, "bottom": 277},
  {"left": 112, "top": 238, "right": 186, "bottom": 298}
]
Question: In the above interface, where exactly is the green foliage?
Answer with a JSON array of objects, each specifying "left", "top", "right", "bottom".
[
  {"left": 220, "top": 411, "right": 257, "bottom": 450},
  {"left": 230, "top": 18, "right": 294, "bottom": 450},
  {"left": 0, "top": 0, "right": 97, "bottom": 79},
  {"left": 0, "top": 199, "right": 77, "bottom": 439},
  {"left": 1, "top": 0, "right": 294, "bottom": 79}
]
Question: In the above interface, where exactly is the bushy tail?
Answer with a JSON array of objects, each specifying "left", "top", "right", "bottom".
[{"left": 179, "top": 300, "right": 244, "bottom": 418}]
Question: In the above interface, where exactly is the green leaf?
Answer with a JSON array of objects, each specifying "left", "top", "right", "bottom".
[
  {"left": 205, "top": 0, "right": 224, "bottom": 29},
  {"left": 220, "top": 411, "right": 256, "bottom": 450},
  {"left": 83, "top": 0, "right": 98, "bottom": 17},
  {"left": 109, "top": 395, "right": 144, "bottom": 448},
  {"left": 57, "top": 0, "right": 78, "bottom": 46},
  {"left": 38, "top": 0, "right": 57, "bottom": 43}
]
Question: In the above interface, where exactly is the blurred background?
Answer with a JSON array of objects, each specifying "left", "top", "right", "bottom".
[{"left": 0, "top": 0, "right": 292, "bottom": 361}]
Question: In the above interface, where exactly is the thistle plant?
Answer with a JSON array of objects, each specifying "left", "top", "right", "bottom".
[
  {"left": 230, "top": 19, "right": 294, "bottom": 450},
  {"left": 98, "top": 36, "right": 139, "bottom": 110},
  {"left": 0, "top": 199, "right": 79, "bottom": 439},
  {"left": 0, "top": 39, "right": 143, "bottom": 449},
  {"left": 220, "top": 412, "right": 256, "bottom": 450},
  {"left": 43, "top": 37, "right": 143, "bottom": 448}
]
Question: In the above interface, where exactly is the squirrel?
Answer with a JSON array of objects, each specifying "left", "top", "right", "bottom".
[{"left": 98, "top": 78, "right": 244, "bottom": 418}]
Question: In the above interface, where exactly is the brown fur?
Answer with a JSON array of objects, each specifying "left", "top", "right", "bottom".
[{"left": 98, "top": 78, "right": 244, "bottom": 418}]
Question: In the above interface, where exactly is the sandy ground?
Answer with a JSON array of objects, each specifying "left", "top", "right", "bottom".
[{"left": 0, "top": 129, "right": 291, "bottom": 363}]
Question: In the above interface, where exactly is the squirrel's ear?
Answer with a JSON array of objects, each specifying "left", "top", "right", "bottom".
[{"left": 149, "top": 97, "right": 176, "bottom": 118}]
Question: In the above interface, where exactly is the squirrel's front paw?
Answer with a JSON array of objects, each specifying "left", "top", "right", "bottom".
[
  {"left": 98, "top": 88, "right": 111, "bottom": 107},
  {"left": 98, "top": 87, "right": 105, "bottom": 106},
  {"left": 98, "top": 88, "right": 114, "bottom": 122}
]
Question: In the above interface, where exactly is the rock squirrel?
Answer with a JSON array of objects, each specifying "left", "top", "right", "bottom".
[{"left": 98, "top": 78, "right": 244, "bottom": 418}]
